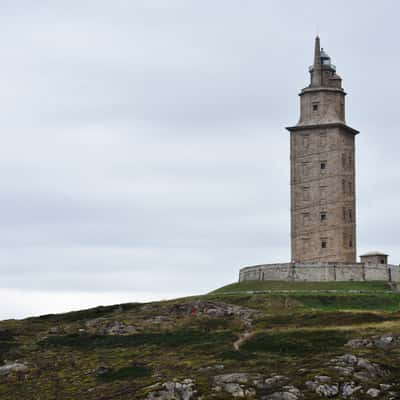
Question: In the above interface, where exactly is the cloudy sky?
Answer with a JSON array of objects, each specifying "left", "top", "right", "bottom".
[{"left": 0, "top": 1, "right": 399, "bottom": 319}]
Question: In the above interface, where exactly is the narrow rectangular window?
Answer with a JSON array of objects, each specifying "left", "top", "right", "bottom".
[
  {"left": 320, "top": 212, "right": 327, "bottom": 222},
  {"left": 348, "top": 209, "right": 353, "bottom": 222},
  {"left": 342, "top": 179, "right": 346, "bottom": 193},
  {"left": 302, "top": 162, "right": 310, "bottom": 176},
  {"left": 313, "top": 104, "right": 318, "bottom": 111},
  {"left": 319, "top": 132, "right": 327, "bottom": 147},
  {"left": 302, "top": 238, "right": 310, "bottom": 252},
  {"left": 303, "top": 186, "right": 310, "bottom": 201},
  {"left": 343, "top": 232, "right": 348, "bottom": 247},
  {"left": 320, "top": 186, "right": 327, "bottom": 201},
  {"left": 321, "top": 239, "right": 327, "bottom": 249},
  {"left": 320, "top": 160, "right": 327, "bottom": 170},
  {"left": 302, "top": 134, "right": 310, "bottom": 149}
]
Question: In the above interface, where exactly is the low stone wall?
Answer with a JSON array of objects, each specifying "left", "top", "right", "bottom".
[{"left": 239, "top": 262, "right": 400, "bottom": 283}]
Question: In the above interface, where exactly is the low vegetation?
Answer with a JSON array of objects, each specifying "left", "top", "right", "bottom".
[
  {"left": 211, "top": 280, "right": 393, "bottom": 293},
  {"left": 1, "top": 281, "right": 400, "bottom": 399}
]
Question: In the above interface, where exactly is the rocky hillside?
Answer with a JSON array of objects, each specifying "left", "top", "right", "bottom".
[{"left": 1, "top": 281, "right": 400, "bottom": 399}]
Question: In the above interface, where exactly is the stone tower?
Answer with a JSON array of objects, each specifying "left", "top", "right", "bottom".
[{"left": 287, "top": 37, "right": 358, "bottom": 263}]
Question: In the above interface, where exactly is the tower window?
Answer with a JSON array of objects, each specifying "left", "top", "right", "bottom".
[
  {"left": 302, "top": 134, "right": 310, "bottom": 148},
  {"left": 321, "top": 239, "right": 327, "bottom": 249},
  {"left": 320, "top": 186, "right": 327, "bottom": 201},
  {"left": 320, "top": 161, "right": 327, "bottom": 170},
  {"left": 302, "top": 238, "right": 310, "bottom": 252},
  {"left": 313, "top": 104, "right": 318, "bottom": 111},
  {"left": 348, "top": 209, "right": 353, "bottom": 222},
  {"left": 320, "top": 212, "right": 327, "bottom": 222},
  {"left": 319, "top": 132, "right": 327, "bottom": 147},
  {"left": 302, "top": 162, "right": 310, "bottom": 176},
  {"left": 302, "top": 186, "right": 310, "bottom": 201}
]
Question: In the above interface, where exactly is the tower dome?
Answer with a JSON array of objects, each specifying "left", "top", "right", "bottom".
[{"left": 320, "top": 48, "right": 336, "bottom": 70}]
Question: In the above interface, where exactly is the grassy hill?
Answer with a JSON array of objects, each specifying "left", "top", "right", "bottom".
[
  {"left": 1, "top": 281, "right": 400, "bottom": 399},
  {"left": 211, "top": 280, "right": 393, "bottom": 293}
]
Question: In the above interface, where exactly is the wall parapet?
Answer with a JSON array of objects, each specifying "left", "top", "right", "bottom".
[{"left": 239, "top": 262, "right": 400, "bottom": 283}]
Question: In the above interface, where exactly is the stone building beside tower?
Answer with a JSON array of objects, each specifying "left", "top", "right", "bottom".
[
  {"left": 238, "top": 37, "right": 399, "bottom": 283},
  {"left": 287, "top": 36, "right": 357, "bottom": 263}
]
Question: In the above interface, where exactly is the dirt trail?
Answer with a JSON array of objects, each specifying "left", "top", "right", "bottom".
[{"left": 233, "top": 331, "right": 256, "bottom": 350}]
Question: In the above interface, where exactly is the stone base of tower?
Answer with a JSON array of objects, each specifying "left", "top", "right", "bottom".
[{"left": 239, "top": 262, "right": 400, "bottom": 283}]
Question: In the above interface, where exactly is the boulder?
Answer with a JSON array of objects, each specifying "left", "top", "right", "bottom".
[
  {"left": 366, "top": 388, "right": 381, "bottom": 398},
  {"left": 224, "top": 383, "right": 245, "bottom": 398},
  {"left": 214, "top": 373, "right": 256, "bottom": 385},
  {"left": 146, "top": 379, "right": 196, "bottom": 400},
  {"left": 345, "top": 338, "right": 373, "bottom": 348},
  {"left": 264, "top": 375, "right": 289, "bottom": 387},
  {"left": 105, "top": 321, "right": 138, "bottom": 335},
  {"left": 265, "top": 392, "right": 299, "bottom": 400},
  {"left": 0, "top": 362, "right": 28, "bottom": 376},
  {"left": 315, "top": 384, "right": 339, "bottom": 397},
  {"left": 341, "top": 382, "right": 361, "bottom": 397}
]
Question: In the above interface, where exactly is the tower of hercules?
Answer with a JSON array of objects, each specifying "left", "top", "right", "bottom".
[{"left": 287, "top": 37, "right": 358, "bottom": 263}]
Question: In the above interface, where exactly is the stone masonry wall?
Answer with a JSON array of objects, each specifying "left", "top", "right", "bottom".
[{"left": 239, "top": 262, "right": 400, "bottom": 283}]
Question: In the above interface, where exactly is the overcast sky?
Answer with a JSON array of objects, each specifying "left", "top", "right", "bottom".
[{"left": 1, "top": 0, "right": 399, "bottom": 319}]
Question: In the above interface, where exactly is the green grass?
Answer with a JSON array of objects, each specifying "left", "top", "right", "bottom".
[
  {"left": 27, "top": 303, "right": 141, "bottom": 324},
  {"left": 40, "top": 329, "right": 235, "bottom": 350},
  {"left": 211, "top": 280, "right": 392, "bottom": 294},
  {"left": 241, "top": 329, "right": 350, "bottom": 356},
  {"left": 297, "top": 293, "right": 400, "bottom": 311},
  {"left": 255, "top": 311, "right": 400, "bottom": 329},
  {"left": 97, "top": 364, "right": 152, "bottom": 382}
]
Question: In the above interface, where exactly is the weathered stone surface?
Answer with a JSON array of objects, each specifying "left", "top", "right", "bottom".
[
  {"left": 0, "top": 362, "right": 28, "bottom": 376},
  {"left": 264, "top": 375, "right": 289, "bottom": 387},
  {"left": 341, "top": 382, "right": 361, "bottom": 397},
  {"left": 305, "top": 381, "right": 318, "bottom": 391},
  {"left": 84, "top": 319, "right": 138, "bottom": 335},
  {"left": 146, "top": 379, "right": 196, "bottom": 400},
  {"left": 315, "top": 384, "right": 339, "bottom": 397},
  {"left": 265, "top": 391, "right": 299, "bottom": 400},
  {"left": 213, "top": 373, "right": 294, "bottom": 398},
  {"left": 224, "top": 383, "right": 245, "bottom": 398},
  {"left": 105, "top": 321, "right": 138, "bottom": 335},
  {"left": 94, "top": 365, "right": 111, "bottom": 376},
  {"left": 198, "top": 364, "right": 224, "bottom": 372},
  {"left": 329, "top": 353, "right": 388, "bottom": 382},
  {"left": 214, "top": 373, "right": 255, "bottom": 385},
  {"left": 147, "top": 315, "right": 172, "bottom": 324},
  {"left": 144, "top": 300, "right": 255, "bottom": 327},
  {"left": 345, "top": 334, "right": 400, "bottom": 350},
  {"left": 345, "top": 338, "right": 373, "bottom": 348},
  {"left": 374, "top": 334, "right": 397, "bottom": 349},
  {"left": 366, "top": 388, "right": 381, "bottom": 397},
  {"left": 314, "top": 375, "right": 331, "bottom": 383}
]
